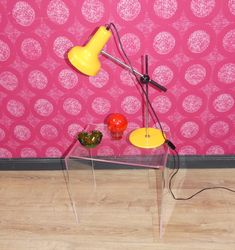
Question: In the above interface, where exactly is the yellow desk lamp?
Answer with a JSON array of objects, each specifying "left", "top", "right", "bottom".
[{"left": 68, "top": 25, "right": 167, "bottom": 149}]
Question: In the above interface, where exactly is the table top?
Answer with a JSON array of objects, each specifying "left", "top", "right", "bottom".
[{"left": 66, "top": 124, "right": 169, "bottom": 169}]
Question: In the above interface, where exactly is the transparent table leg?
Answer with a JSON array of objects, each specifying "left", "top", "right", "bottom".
[
  {"left": 64, "top": 156, "right": 97, "bottom": 224},
  {"left": 148, "top": 166, "right": 169, "bottom": 239},
  {"left": 159, "top": 164, "right": 170, "bottom": 239}
]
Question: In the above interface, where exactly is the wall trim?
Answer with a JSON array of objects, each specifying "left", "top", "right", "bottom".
[
  {"left": 167, "top": 155, "right": 235, "bottom": 169},
  {"left": 0, "top": 155, "right": 234, "bottom": 170},
  {"left": 0, "top": 158, "right": 65, "bottom": 171}
]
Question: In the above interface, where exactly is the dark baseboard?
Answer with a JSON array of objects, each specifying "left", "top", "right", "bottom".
[
  {"left": 0, "top": 158, "right": 65, "bottom": 171},
  {"left": 0, "top": 155, "right": 234, "bottom": 170},
  {"left": 167, "top": 155, "right": 235, "bottom": 169}
]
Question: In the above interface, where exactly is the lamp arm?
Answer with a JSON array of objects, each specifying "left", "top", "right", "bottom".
[
  {"left": 101, "top": 50, "right": 167, "bottom": 92},
  {"left": 101, "top": 50, "right": 142, "bottom": 78}
]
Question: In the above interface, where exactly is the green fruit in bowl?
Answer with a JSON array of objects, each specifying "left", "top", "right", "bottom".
[{"left": 77, "top": 130, "right": 103, "bottom": 148}]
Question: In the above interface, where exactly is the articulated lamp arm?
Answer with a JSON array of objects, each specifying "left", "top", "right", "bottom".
[{"left": 101, "top": 50, "right": 167, "bottom": 92}]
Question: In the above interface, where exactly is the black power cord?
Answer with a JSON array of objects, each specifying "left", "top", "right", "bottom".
[
  {"left": 169, "top": 149, "right": 235, "bottom": 200},
  {"left": 107, "top": 22, "right": 235, "bottom": 200}
]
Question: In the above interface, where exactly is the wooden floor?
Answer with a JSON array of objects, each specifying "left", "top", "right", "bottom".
[{"left": 0, "top": 167, "right": 234, "bottom": 250}]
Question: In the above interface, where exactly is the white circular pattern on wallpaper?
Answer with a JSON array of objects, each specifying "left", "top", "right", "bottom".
[
  {"left": 0, "top": 0, "right": 234, "bottom": 157},
  {"left": 0, "top": 70, "right": 19, "bottom": 91},
  {"left": 12, "top": 1, "right": 36, "bottom": 27},
  {"left": 47, "top": 0, "right": 70, "bottom": 25},
  {"left": 154, "top": 0, "right": 178, "bottom": 19}
]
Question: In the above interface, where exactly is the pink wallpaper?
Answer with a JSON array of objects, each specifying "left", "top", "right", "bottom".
[{"left": 0, "top": 0, "right": 235, "bottom": 158}]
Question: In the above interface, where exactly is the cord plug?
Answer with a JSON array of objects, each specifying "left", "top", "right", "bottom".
[{"left": 165, "top": 140, "right": 176, "bottom": 150}]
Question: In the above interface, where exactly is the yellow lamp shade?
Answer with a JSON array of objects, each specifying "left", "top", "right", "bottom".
[
  {"left": 68, "top": 45, "right": 101, "bottom": 76},
  {"left": 68, "top": 26, "right": 112, "bottom": 76}
]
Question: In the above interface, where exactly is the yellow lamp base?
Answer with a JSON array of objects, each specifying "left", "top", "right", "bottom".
[{"left": 129, "top": 127, "right": 165, "bottom": 149}]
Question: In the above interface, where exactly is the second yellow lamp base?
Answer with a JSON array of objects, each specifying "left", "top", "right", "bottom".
[{"left": 129, "top": 127, "right": 165, "bottom": 149}]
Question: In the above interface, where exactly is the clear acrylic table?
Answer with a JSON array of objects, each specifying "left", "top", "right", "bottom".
[{"left": 64, "top": 123, "right": 169, "bottom": 239}]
